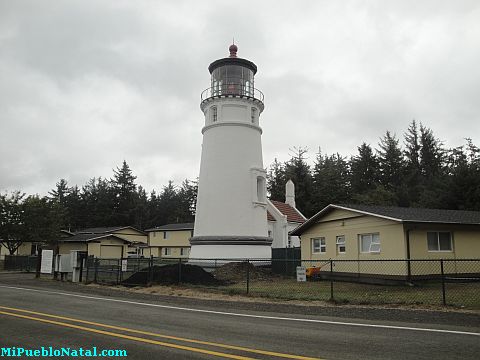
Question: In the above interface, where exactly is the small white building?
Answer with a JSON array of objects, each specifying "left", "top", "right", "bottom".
[{"left": 267, "top": 180, "right": 306, "bottom": 248}]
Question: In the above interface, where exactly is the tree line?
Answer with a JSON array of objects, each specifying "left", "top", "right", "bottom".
[
  {"left": 1, "top": 121, "right": 479, "bottom": 254},
  {"left": 0, "top": 161, "right": 197, "bottom": 254},
  {"left": 268, "top": 120, "right": 480, "bottom": 217}
]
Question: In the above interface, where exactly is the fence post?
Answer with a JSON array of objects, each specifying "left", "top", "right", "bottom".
[
  {"left": 116, "top": 258, "right": 120, "bottom": 285},
  {"left": 148, "top": 255, "right": 153, "bottom": 286},
  {"left": 85, "top": 256, "right": 90, "bottom": 283},
  {"left": 178, "top": 257, "right": 182, "bottom": 284},
  {"left": 94, "top": 258, "right": 99, "bottom": 283},
  {"left": 330, "top": 259, "right": 334, "bottom": 301},
  {"left": 35, "top": 250, "right": 42, "bottom": 278},
  {"left": 246, "top": 259, "right": 250, "bottom": 295},
  {"left": 440, "top": 259, "right": 446, "bottom": 306}
]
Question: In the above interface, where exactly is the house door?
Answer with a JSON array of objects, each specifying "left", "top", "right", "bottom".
[{"left": 100, "top": 245, "right": 123, "bottom": 259}]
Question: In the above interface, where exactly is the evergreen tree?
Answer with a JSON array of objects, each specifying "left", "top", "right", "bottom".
[
  {"left": 403, "top": 120, "right": 422, "bottom": 205},
  {"left": 81, "top": 177, "right": 115, "bottom": 228},
  {"left": 64, "top": 185, "right": 83, "bottom": 231},
  {"left": 444, "top": 140, "right": 480, "bottom": 210},
  {"left": 175, "top": 179, "right": 197, "bottom": 221},
  {"left": 419, "top": 125, "right": 445, "bottom": 180},
  {"left": 377, "top": 131, "right": 405, "bottom": 191},
  {"left": 48, "top": 179, "right": 70, "bottom": 206},
  {"left": 111, "top": 161, "right": 137, "bottom": 225},
  {"left": 157, "top": 181, "right": 180, "bottom": 224},
  {"left": 133, "top": 185, "right": 149, "bottom": 229},
  {"left": 312, "top": 151, "right": 350, "bottom": 209},
  {"left": 284, "top": 147, "right": 314, "bottom": 216},
  {"left": 267, "top": 158, "right": 286, "bottom": 201},
  {"left": 22, "top": 195, "right": 64, "bottom": 247},
  {"left": 350, "top": 143, "right": 379, "bottom": 195}
]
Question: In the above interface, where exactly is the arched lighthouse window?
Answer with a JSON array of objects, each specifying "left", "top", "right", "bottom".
[
  {"left": 251, "top": 108, "right": 257, "bottom": 123},
  {"left": 256, "top": 176, "right": 266, "bottom": 203}
]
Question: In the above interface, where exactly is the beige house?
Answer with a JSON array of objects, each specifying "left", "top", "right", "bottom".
[
  {"left": 291, "top": 204, "right": 480, "bottom": 278},
  {"left": 1, "top": 230, "right": 74, "bottom": 259},
  {"left": 145, "top": 223, "right": 193, "bottom": 259},
  {"left": 58, "top": 226, "right": 147, "bottom": 259}
]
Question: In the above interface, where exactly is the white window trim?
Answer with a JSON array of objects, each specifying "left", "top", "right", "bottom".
[
  {"left": 312, "top": 237, "right": 326, "bottom": 254},
  {"left": 427, "top": 231, "right": 453, "bottom": 252},
  {"left": 359, "top": 233, "right": 381, "bottom": 254},
  {"left": 163, "top": 248, "right": 171, "bottom": 256},
  {"left": 336, "top": 235, "right": 346, "bottom": 254}
]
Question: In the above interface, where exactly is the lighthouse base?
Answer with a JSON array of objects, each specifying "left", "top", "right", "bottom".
[{"left": 189, "top": 236, "right": 272, "bottom": 261}]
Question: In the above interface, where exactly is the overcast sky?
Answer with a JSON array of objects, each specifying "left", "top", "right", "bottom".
[{"left": 1, "top": 0, "right": 479, "bottom": 196}]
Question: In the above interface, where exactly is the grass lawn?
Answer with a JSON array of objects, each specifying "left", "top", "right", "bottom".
[{"left": 196, "top": 278, "right": 480, "bottom": 309}]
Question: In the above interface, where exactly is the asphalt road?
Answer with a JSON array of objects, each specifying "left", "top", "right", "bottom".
[{"left": 0, "top": 273, "right": 479, "bottom": 359}]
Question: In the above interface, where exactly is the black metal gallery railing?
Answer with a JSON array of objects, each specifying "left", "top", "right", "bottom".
[{"left": 201, "top": 84, "right": 264, "bottom": 103}]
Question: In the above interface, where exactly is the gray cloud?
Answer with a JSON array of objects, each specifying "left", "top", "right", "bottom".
[{"left": 1, "top": 0, "right": 479, "bottom": 195}]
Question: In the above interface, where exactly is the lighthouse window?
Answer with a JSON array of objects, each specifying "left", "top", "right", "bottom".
[
  {"left": 251, "top": 108, "right": 256, "bottom": 123},
  {"left": 211, "top": 106, "right": 217, "bottom": 122},
  {"left": 256, "top": 176, "right": 266, "bottom": 202}
]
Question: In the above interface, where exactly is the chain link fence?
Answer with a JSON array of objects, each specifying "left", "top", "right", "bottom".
[
  {"left": 83, "top": 257, "right": 480, "bottom": 309},
  {"left": 3, "top": 255, "right": 38, "bottom": 272}
]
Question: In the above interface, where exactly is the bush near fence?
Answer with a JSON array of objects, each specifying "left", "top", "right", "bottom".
[{"left": 3, "top": 255, "right": 38, "bottom": 272}]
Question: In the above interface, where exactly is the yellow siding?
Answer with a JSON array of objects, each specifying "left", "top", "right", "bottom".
[
  {"left": 85, "top": 237, "right": 128, "bottom": 258},
  {"left": 317, "top": 208, "right": 363, "bottom": 222},
  {"left": 58, "top": 243, "right": 87, "bottom": 255},
  {"left": 160, "top": 247, "right": 191, "bottom": 259},
  {"left": 16, "top": 242, "right": 33, "bottom": 256},
  {"left": 88, "top": 243, "right": 101, "bottom": 257},
  {"left": 409, "top": 228, "right": 480, "bottom": 275},
  {"left": 100, "top": 245, "right": 124, "bottom": 258},
  {"left": 301, "top": 213, "right": 405, "bottom": 261},
  {"left": 148, "top": 230, "right": 192, "bottom": 248},
  {"left": 300, "top": 210, "right": 407, "bottom": 276}
]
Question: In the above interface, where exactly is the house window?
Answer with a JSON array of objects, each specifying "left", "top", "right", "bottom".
[
  {"left": 211, "top": 106, "right": 217, "bottom": 122},
  {"left": 164, "top": 248, "right": 171, "bottom": 256},
  {"left": 312, "top": 237, "right": 326, "bottom": 254},
  {"left": 336, "top": 235, "right": 346, "bottom": 254},
  {"left": 180, "top": 248, "right": 189, "bottom": 256},
  {"left": 251, "top": 108, "right": 256, "bottom": 123},
  {"left": 359, "top": 233, "right": 380, "bottom": 253},
  {"left": 163, "top": 231, "right": 169, "bottom": 240},
  {"left": 427, "top": 232, "right": 452, "bottom": 252}
]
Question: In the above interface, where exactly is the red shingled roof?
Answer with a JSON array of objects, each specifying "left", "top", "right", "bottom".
[{"left": 268, "top": 200, "right": 306, "bottom": 223}]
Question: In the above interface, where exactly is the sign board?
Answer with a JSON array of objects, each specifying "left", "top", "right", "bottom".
[
  {"left": 40, "top": 250, "right": 54, "bottom": 274},
  {"left": 296, "top": 266, "right": 306, "bottom": 282},
  {"left": 59, "top": 254, "right": 73, "bottom": 273},
  {"left": 121, "top": 259, "right": 128, "bottom": 272}
]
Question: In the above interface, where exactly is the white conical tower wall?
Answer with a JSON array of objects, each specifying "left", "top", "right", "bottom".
[{"left": 190, "top": 96, "right": 271, "bottom": 260}]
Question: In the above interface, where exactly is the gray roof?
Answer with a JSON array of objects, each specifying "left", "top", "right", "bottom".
[
  {"left": 145, "top": 223, "right": 194, "bottom": 232},
  {"left": 58, "top": 233, "right": 133, "bottom": 243},
  {"left": 343, "top": 204, "right": 480, "bottom": 224},
  {"left": 291, "top": 204, "right": 480, "bottom": 236},
  {"left": 75, "top": 226, "right": 146, "bottom": 235}
]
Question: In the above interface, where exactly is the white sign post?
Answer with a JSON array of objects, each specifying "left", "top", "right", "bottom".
[
  {"left": 121, "top": 259, "right": 128, "bottom": 272},
  {"left": 40, "top": 250, "right": 54, "bottom": 274},
  {"left": 296, "top": 266, "right": 306, "bottom": 282}
]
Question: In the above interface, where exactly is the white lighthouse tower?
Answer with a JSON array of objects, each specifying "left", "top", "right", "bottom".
[{"left": 189, "top": 44, "right": 272, "bottom": 260}]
